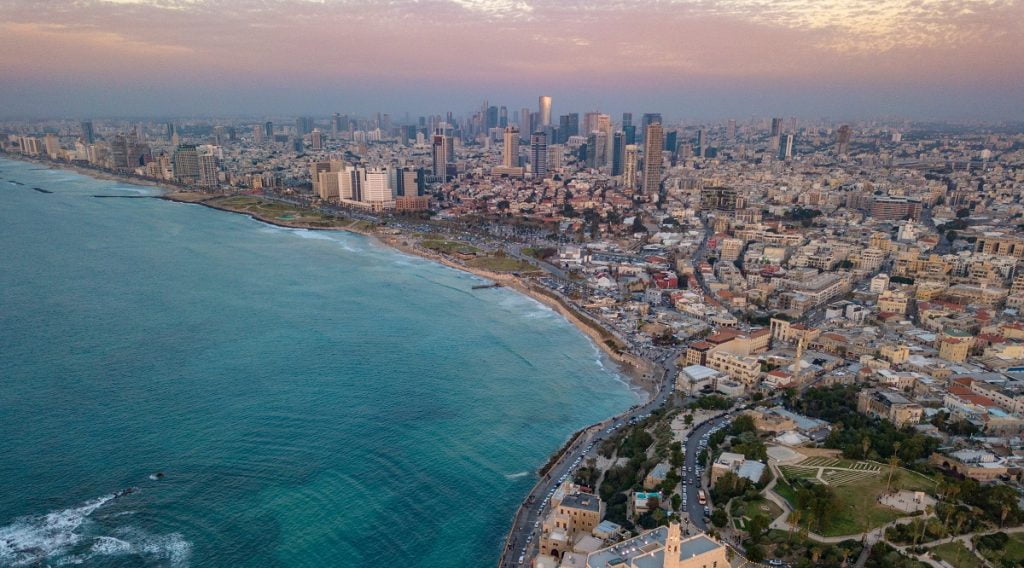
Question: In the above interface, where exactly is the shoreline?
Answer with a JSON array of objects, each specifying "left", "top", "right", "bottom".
[
  {"left": 3, "top": 154, "right": 665, "bottom": 566},
  {"left": 5, "top": 149, "right": 655, "bottom": 393}
]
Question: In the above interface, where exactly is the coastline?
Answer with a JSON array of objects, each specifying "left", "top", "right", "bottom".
[{"left": 1, "top": 153, "right": 655, "bottom": 397}]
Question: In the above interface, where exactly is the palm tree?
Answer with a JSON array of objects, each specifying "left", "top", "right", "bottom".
[
  {"left": 788, "top": 510, "right": 801, "bottom": 543},
  {"left": 884, "top": 442, "right": 901, "bottom": 495}
]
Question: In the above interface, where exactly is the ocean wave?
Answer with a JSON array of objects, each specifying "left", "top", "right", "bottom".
[
  {"left": 504, "top": 471, "right": 529, "bottom": 480},
  {"left": 0, "top": 494, "right": 115, "bottom": 565},
  {"left": 0, "top": 495, "right": 191, "bottom": 567}
]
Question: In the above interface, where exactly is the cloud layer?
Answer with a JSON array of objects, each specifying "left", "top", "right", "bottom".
[{"left": 1, "top": 0, "right": 1021, "bottom": 117}]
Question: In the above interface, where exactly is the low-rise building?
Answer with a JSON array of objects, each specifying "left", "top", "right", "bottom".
[{"left": 856, "top": 388, "right": 924, "bottom": 426}]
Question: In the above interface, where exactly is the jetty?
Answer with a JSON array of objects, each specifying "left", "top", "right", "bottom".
[{"left": 471, "top": 282, "right": 502, "bottom": 290}]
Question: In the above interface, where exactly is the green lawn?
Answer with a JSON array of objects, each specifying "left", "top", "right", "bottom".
[
  {"left": 773, "top": 469, "right": 936, "bottom": 537},
  {"left": 466, "top": 256, "right": 535, "bottom": 273},
  {"left": 420, "top": 239, "right": 481, "bottom": 255},
  {"left": 930, "top": 541, "right": 982, "bottom": 568},
  {"left": 975, "top": 532, "right": 1024, "bottom": 566},
  {"left": 737, "top": 497, "right": 783, "bottom": 523}
]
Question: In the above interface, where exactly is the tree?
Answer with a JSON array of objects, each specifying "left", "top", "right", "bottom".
[
  {"left": 710, "top": 509, "right": 728, "bottom": 527},
  {"left": 746, "top": 514, "right": 769, "bottom": 545},
  {"left": 885, "top": 442, "right": 901, "bottom": 494}
]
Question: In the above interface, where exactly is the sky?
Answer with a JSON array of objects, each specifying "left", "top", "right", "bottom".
[{"left": 1, "top": 0, "right": 1022, "bottom": 120}]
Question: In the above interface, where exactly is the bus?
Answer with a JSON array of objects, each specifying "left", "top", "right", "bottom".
[{"left": 697, "top": 489, "right": 706, "bottom": 505}]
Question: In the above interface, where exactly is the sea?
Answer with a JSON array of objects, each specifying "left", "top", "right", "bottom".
[{"left": 0, "top": 157, "right": 638, "bottom": 567}]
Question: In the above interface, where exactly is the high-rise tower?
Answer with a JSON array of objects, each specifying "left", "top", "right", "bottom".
[
  {"left": 538, "top": 95, "right": 552, "bottom": 127},
  {"left": 642, "top": 122, "right": 663, "bottom": 195}
]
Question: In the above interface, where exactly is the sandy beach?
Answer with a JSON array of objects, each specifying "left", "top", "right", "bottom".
[{"left": 4, "top": 154, "right": 656, "bottom": 396}]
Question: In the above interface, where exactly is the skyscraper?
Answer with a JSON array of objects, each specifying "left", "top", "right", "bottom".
[
  {"left": 642, "top": 122, "right": 664, "bottom": 195},
  {"left": 780, "top": 133, "right": 794, "bottom": 160},
  {"left": 538, "top": 95, "right": 552, "bottom": 127},
  {"left": 664, "top": 130, "right": 678, "bottom": 159},
  {"left": 640, "top": 113, "right": 662, "bottom": 140},
  {"left": 836, "top": 125, "right": 852, "bottom": 156},
  {"left": 264, "top": 121, "right": 274, "bottom": 139},
  {"left": 696, "top": 128, "right": 707, "bottom": 158},
  {"left": 431, "top": 130, "right": 448, "bottom": 178},
  {"left": 770, "top": 117, "right": 783, "bottom": 137},
  {"left": 486, "top": 106, "right": 499, "bottom": 129},
  {"left": 198, "top": 153, "right": 218, "bottom": 187},
  {"left": 502, "top": 125, "right": 520, "bottom": 168},
  {"left": 310, "top": 129, "right": 323, "bottom": 151},
  {"left": 80, "top": 121, "right": 95, "bottom": 144},
  {"left": 171, "top": 144, "right": 200, "bottom": 184},
  {"left": 530, "top": 131, "right": 547, "bottom": 178},
  {"left": 296, "top": 116, "right": 314, "bottom": 136},
  {"left": 519, "top": 107, "right": 531, "bottom": 140},
  {"left": 623, "top": 144, "right": 639, "bottom": 191},
  {"left": 611, "top": 131, "right": 625, "bottom": 176},
  {"left": 726, "top": 119, "right": 736, "bottom": 141}
]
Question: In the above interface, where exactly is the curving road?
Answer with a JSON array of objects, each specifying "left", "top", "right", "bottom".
[{"left": 497, "top": 350, "right": 681, "bottom": 567}]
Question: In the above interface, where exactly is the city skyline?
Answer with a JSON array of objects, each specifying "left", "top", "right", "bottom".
[{"left": 2, "top": 0, "right": 1023, "bottom": 119}]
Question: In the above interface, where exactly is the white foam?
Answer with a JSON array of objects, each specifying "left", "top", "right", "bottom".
[
  {"left": 0, "top": 494, "right": 114, "bottom": 566},
  {"left": 0, "top": 496, "right": 191, "bottom": 567},
  {"left": 504, "top": 471, "right": 529, "bottom": 479}
]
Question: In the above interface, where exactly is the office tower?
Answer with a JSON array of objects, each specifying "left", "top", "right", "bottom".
[
  {"left": 770, "top": 117, "right": 783, "bottom": 137},
  {"left": 583, "top": 112, "right": 601, "bottom": 136},
  {"left": 165, "top": 122, "right": 175, "bottom": 140},
  {"left": 171, "top": 144, "right": 200, "bottom": 184},
  {"left": 399, "top": 167, "right": 420, "bottom": 197},
  {"left": 586, "top": 131, "right": 607, "bottom": 168},
  {"left": 110, "top": 134, "right": 129, "bottom": 169},
  {"left": 252, "top": 125, "right": 265, "bottom": 144},
  {"left": 623, "top": 124, "right": 636, "bottom": 145},
  {"left": 640, "top": 113, "right": 662, "bottom": 140},
  {"left": 596, "top": 114, "right": 612, "bottom": 165},
  {"left": 780, "top": 133, "right": 794, "bottom": 160},
  {"left": 611, "top": 131, "right": 625, "bottom": 176},
  {"left": 696, "top": 128, "right": 707, "bottom": 158},
  {"left": 547, "top": 144, "right": 563, "bottom": 172},
  {"left": 80, "top": 121, "right": 95, "bottom": 144},
  {"left": 558, "top": 113, "right": 579, "bottom": 143},
  {"left": 642, "top": 122, "right": 663, "bottom": 195},
  {"left": 431, "top": 130, "right": 448, "bottom": 178},
  {"left": 623, "top": 144, "right": 639, "bottom": 190},
  {"left": 362, "top": 168, "right": 393, "bottom": 202},
  {"left": 502, "top": 125, "right": 520, "bottom": 168},
  {"left": 296, "top": 116, "right": 314, "bottom": 136},
  {"left": 530, "top": 131, "right": 547, "bottom": 177},
  {"left": 621, "top": 113, "right": 633, "bottom": 130},
  {"left": 310, "top": 160, "right": 334, "bottom": 196},
  {"left": 499, "top": 106, "right": 508, "bottom": 128},
  {"left": 311, "top": 129, "right": 323, "bottom": 151},
  {"left": 727, "top": 119, "right": 736, "bottom": 141},
  {"left": 486, "top": 106, "right": 499, "bottom": 129},
  {"left": 664, "top": 130, "right": 678, "bottom": 158},
  {"left": 292, "top": 137, "right": 304, "bottom": 153},
  {"left": 519, "top": 107, "right": 531, "bottom": 140},
  {"left": 198, "top": 153, "right": 218, "bottom": 187},
  {"left": 538, "top": 95, "right": 552, "bottom": 127},
  {"left": 264, "top": 122, "right": 274, "bottom": 139},
  {"left": 836, "top": 125, "right": 852, "bottom": 156}
]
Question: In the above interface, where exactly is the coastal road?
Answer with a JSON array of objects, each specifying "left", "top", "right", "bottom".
[{"left": 498, "top": 350, "right": 681, "bottom": 567}]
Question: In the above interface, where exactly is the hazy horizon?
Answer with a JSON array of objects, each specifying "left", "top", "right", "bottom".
[{"left": 2, "top": 0, "right": 1023, "bottom": 120}]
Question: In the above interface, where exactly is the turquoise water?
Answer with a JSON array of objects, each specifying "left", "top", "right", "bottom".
[{"left": 0, "top": 158, "right": 637, "bottom": 567}]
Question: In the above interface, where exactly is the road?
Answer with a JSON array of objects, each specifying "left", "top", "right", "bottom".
[
  {"left": 680, "top": 413, "right": 733, "bottom": 534},
  {"left": 498, "top": 349, "right": 681, "bottom": 567}
]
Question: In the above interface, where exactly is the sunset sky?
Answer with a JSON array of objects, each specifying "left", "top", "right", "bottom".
[{"left": 1, "top": 0, "right": 1022, "bottom": 119}]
